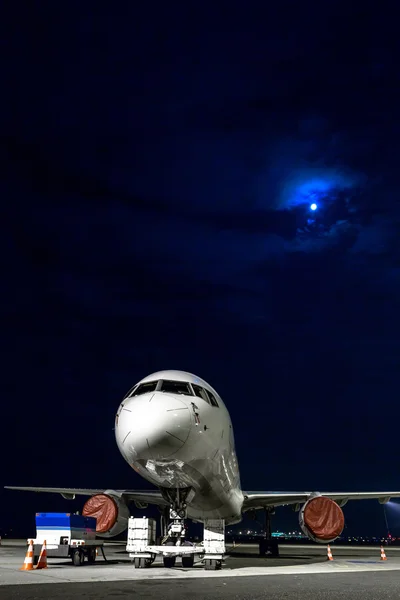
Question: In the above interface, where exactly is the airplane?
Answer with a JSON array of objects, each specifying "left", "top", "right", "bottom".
[{"left": 6, "top": 369, "right": 400, "bottom": 570}]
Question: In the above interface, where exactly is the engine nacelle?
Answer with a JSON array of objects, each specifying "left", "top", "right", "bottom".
[
  {"left": 299, "top": 495, "right": 345, "bottom": 543},
  {"left": 82, "top": 490, "right": 130, "bottom": 537}
]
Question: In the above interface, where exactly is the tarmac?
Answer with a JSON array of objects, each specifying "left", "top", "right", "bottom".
[{"left": 1, "top": 540, "right": 400, "bottom": 599}]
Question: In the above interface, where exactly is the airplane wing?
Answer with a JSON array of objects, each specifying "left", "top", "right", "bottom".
[
  {"left": 242, "top": 491, "right": 400, "bottom": 511},
  {"left": 4, "top": 486, "right": 168, "bottom": 506}
]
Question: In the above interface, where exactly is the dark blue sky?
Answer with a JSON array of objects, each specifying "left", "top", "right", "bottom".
[{"left": 2, "top": 2, "right": 400, "bottom": 536}]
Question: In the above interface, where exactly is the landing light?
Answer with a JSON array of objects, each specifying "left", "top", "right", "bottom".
[{"left": 310, "top": 203, "right": 317, "bottom": 211}]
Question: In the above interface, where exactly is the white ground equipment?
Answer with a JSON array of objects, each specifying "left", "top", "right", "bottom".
[
  {"left": 30, "top": 513, "right": 104, "bottom": 566},
  {"left": 126, "top": 515, "right": 225, "bottom": 570}
]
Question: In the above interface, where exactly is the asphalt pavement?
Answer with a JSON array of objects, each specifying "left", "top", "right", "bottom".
[
  {"left": 1, "top": 541, "right": 400, "bottom": 599},
  {"left": 0, "top": 570, "right": 399, "bottom": 600}
]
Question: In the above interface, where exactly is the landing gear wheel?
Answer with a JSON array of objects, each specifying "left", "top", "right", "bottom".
[
  {"left": 163, "top": 555, "right": 176, "bottom": 568},
  {"left": 204, "top": 559, "right": 221, "bottom": 571},
  {"left": 87, "top": 548, "right": 96, "bottom": 564},
  {"left": 271, "top": 541, "right": 279, "bottom": 558},
  {"left": 163, "top": 540, "right": 176, "bottom": 568},
  {"left": 259, "top": 539, "right": 279, "bottom": 557},
  {"left": 182, "top": 555, "right": 194, "bottom": 568},
  {"left": 181, "top": 541, "right": 194, "bottom": 568}
]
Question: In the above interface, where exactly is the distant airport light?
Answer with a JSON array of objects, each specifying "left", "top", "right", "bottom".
[{"left": 310, "top": 203, "right": 317, "bottom": 211}]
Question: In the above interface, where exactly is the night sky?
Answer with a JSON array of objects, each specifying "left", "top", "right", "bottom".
[{"left": 2, "top": 2, "right": 400, "bottom": 537}]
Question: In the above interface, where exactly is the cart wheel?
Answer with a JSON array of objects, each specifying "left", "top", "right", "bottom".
[
  {"left": 204, "top": 559, "right": 221, "bottom": 570},
  {"left": 72, "top": 550, "right": 81, "bottom": 566},
  {"left": 87, "top": 548, "right": 96, "bottom": 564},
  {"left": 134, "top": 557, "right": 148, "bottom": 568}
]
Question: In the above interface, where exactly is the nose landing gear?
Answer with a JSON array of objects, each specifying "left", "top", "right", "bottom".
[
  {"left": 128, "top": 488, "right": 225, "bottom": 570},
  {"left": 160, "top": 488, "right": 193, "bottom": 566},
  {"left": 162, "top": 503, "right": 189, "bottom": 567}
]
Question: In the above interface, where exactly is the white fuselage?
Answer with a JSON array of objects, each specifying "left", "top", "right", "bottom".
[{"left": 115, "top": 370, "right": 245, "bottom": 524}]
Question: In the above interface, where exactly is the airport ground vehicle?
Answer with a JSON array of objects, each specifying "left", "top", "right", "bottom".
[
  {"left": 127, "top": 516, "right": 225, "bottom": 570},
  {"left": 30, "top": 513, "right": 104, "bottom": 566}
]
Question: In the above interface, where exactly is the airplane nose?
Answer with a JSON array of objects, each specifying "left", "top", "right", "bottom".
[{"left": 116, "top": 392, "right": 192, "bottom": 460}]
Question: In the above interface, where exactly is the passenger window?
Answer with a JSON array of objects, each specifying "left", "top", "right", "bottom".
[
  {"left": 206, "top": 389, "right": 219, "bottom": 407},
  {"left": 131, "top": 381, "right": 158, "bottom": 396},
  {"left": 192, "top": 384, "right": 211, "bottom": 404},
  {"left": 160, "top": 380, "right": 193, "bottom": 396}
]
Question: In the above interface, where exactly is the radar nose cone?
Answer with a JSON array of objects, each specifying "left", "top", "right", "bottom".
[{"left": 116, "top": 393, "right": 191, "bottom": 460}]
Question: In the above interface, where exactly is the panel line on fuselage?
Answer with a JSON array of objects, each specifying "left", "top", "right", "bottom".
[{"left": 166, "top": 431, "right": 186, "bottom": 444}]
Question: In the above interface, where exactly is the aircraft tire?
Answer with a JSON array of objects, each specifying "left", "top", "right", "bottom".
[
  {"left": 182, "top": 554, "right": 194, "bottom": 568},
  {"left": 182, "top": 541, "right": 194, "bottom": 568},
  {"left": 163, "top": 555, "right": 176, "bottom": 568},
  {"left": 163, "top": 540, "right": 176, "bottom": 568},
  {"left": 259, "top": 539, "right": 279, "bottom": 557}
]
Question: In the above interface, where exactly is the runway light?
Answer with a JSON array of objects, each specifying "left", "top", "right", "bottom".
[{"left": 310, "top": 203, "right": 317, "bottom": 211}]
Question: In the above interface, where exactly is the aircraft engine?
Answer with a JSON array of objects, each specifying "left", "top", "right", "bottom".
[
  {"left": 82, "top": 490, "right": 130, "bottom": 537},
  {"left": 299, "top": 495, "right": 345, "bottom": 543}
]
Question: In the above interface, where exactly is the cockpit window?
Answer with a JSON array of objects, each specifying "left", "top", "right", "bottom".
[
  {"left": 130, "top": 381, "right": 158, "bottom": 396},
  {"left": 123, "top": 385, "right": 137, "bottom": 399},
  {"left": 160, "top": 380, "right": 193, "bottom": 396},
  {"left": 206, "top": 389, "right": 219, "bottom": 407},
  {"left": 192, "top": 384, "right": 211, "bottom": 404},
  {"left": 192, "top": 384, "right": 219, "bottom": 407}
]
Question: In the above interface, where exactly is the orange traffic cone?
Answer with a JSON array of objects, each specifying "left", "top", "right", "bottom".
[
  {"left": 327, "top": 545, "right": 333, "bottom": 561},
  {"left": 20, "top": 540, "right": 35, "bottom": 571},
  {"left": 380, "top": 546, "right": 387, "bottom": 561},
  {"left": 36, "top": 540, "right": 48, "bottom": 569}
]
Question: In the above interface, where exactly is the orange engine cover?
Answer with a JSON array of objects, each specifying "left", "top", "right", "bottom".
[
  {"left": 299, "top": 496, "right": 345, "bottom": 543},
  {"left": 82, "top": 494, "right": 118, "bottom": 534}
]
